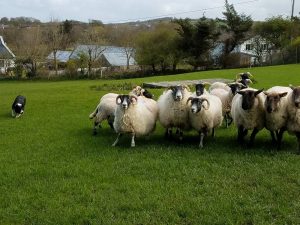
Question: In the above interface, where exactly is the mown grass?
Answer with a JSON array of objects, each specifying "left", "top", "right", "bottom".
[{"left": 0, "top": 64, "right": 300, "bottom": 225}]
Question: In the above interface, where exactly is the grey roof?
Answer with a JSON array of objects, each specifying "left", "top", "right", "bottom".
[
  {"left": 47, "top": 50, "right": 73, "bottom": 63},
  {"left": 70, "top": 45, "right": 136, "bottom": 66},
  {"left": 0, "top": 36, "right": 15, "bottom": 59}
]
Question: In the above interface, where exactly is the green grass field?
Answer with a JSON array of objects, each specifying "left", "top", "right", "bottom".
[{"left": 1, "top": 64, "right": 300, "bottom": 225}]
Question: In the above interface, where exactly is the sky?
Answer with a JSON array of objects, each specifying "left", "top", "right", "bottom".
[{"left": 0, "top": 0, "right": 298, "bottom": 23}]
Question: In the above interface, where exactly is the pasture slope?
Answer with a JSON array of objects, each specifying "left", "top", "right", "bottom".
[{"left": 0, "top": 64, "right": 300, "bottom": 224}]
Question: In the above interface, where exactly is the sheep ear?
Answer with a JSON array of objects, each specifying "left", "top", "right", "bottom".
[
  {"left": 289, "top": 84, "right": 295, "bottom": 90},
  {"left": 183, "top": 85, "right": 190, "bottom": 91},
  {"left": 116, "top": 95, "right": 122, "bottom": 105},
  {"left": 255, "top": 89, "right": 264, "bottom": 96},
  {"left": 279, "top": 92, "right": 288, "bottom": 98},
  {"left": 237, "top": 91, "right": 244, "bottom": 95},
  {"left": 203, "top": 82, "right": 211, "bottom": 87},
  {"left": 263, "top": 91, "right": 268, "bottom": 96}
]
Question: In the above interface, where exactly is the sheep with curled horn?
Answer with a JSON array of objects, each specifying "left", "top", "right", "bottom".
[
  {"left": 112, "top": 94, "right": 158, "bottom": 147},
  {"left": 235, "top": 72, "right": 254, "bottom": 88},
  {"left": 263, "top": 86, "right": 291, "bottom": 150},
  {"left": 187, "top": 94, "right": 223, "bottom": 148},
  {"left": 157, "top": 84, "right": 192, "bottom": 140}
]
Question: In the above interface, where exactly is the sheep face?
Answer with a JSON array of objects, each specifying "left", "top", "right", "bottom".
[
  {"left": 116, "top": 95, "right": 137, "bottom": 110},
  {"left": 195, "top": 84, "right": 205, "bottom": 96},
  {"left": 237, "top": 89, "right": 263, "bottom": 110},
  {"left": 14, "top": 103, "right": 23, "bottom": 114},
  {"left": 264, "top": 92, "right": 288, "bottom": 113},
  {"left": 240, "top": 72, "right": 252, "bottom": 80},
  {"left": 142, "top": 89, "right": 153, "bottom": 99},
  {"left": 187, "top": 97, "right": 209, "bottom": 113},
  {"left": 228, "top": 83, "right": 244, "bottom": 95},
  {"left": 292, "top": 87, "right": 300, "bottom": 108},
  {"left": 170, "top": 85, "right": 185, "bottom": 101}
]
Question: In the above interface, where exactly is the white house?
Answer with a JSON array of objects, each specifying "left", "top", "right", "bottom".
[{"left": 0, "top": 36, "right": 15, "bottom": 74}]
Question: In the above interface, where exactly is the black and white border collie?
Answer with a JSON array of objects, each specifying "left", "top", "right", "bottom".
[{"left": 12, "top": 95, "right": 26, "bottom": 118}]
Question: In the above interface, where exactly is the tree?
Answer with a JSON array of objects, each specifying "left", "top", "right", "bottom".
[
  {"left": 47, "top": 22, "right": 67, "bottom": 77},
  {"left": 219, "top": 0, "right": 253, "bottom": 68},
  {"left": 80, "top": 25, "right": 107, "bottom": 76},
  {"left": 254, "top": 17, "right": 291, "bottom": 64},
  {"left": 175, "top": 17, "right": 219, "bottom": 69},
  {"left": 135, "top": 22, "right": 182, "bottom": 72}
]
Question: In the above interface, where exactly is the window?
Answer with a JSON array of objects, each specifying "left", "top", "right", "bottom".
[
  {"left": 262, "top": 44, "right": 268, "bottom": 50},
  {"left": 245, "top": 44, "right": 253, "bottom": 51}
]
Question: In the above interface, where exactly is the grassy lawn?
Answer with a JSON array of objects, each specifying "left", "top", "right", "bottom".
[{"left": 0, "top": 64, "right": 300, "bottom": 224}]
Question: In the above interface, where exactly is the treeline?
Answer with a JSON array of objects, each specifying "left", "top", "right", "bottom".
[{"left": 1, "top": 0, "right": 300, "bottom": 79}]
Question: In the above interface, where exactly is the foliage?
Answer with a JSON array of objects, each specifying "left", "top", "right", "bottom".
[
  {"left": 175, "top": 17, "right": 219, "bottom": 69},
  {"left": 219, "top": 0, "right": 253, "bottom": 68},
  {"left": 136, "top": 22, "right": 182, "bottom": 72},
  {"left": 1, "top": 65, "right": 300, "bottom": 224}
]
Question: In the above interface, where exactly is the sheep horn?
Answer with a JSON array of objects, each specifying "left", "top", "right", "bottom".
[
  {"left": 201, "top": 98, "right": 210, "bottom": 110},
  {"left": 202, "top": 82, "right": 211, "bottom": 87},
  {"left": 183, "top": 84, "right": 190, "bottom": 91},
  {"left": 130, "top": 95, "right": 138, "bottom": 104},
  {"left": 247, "top": 72, "right": 253, "bottom": 78},
  {"left": 186, "top": 97, "right": 193, "bottom": 104},
  {"left": 289, "top": 84, "right": 295, "bottom": 90},
  {"left": 116, "top": 95, "right": 122, "bottom": 105}
]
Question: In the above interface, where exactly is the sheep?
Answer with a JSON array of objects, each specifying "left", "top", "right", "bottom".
[
  {"left": 112, "top": 95, "right": 158, "bottom": 147},
  {"left": 89, "top": 93, "right": 118, "bottom": 135},
  {"left": 89, "top": 87, "right": 154, "bottom": 135},
  {"left": 210, "top": 82, "right": 246, "bottom": 128},
  {"left": 130, "top": 86, "right": 154, "bottom": 99},
  {"left": 157, "top": 85, "right": 192, "bottom": 140},
  {"left": 286, "top": 85, "right": 300, "bottom": 154},
  {"left": 209, "top": 82, "right": 231, "bottom": 92},
  {"left": 12, "top": 95, "right": 26, "bottom": 118},
  {"left": 193, "top": 82, "right": 210, "bottom": 97},
  {"left": 231, "top": 88, "right": 265, "bottom": 147},
  {"left": 235, "top": 72, "right": 253, "bottom": 88},
  {"left": 263, "top": 86, "right": 291, "bottom": 149},
  {"left": 187, "top": 94, "right": 223, "bottom": 148}
]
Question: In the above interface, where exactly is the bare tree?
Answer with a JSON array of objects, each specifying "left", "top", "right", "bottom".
[{"left": 80, "top": 26, "right": 107, "bottom": 76}]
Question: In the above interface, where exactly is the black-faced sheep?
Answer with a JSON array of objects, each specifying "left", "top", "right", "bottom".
[
  {"left": 12, "top": 95, "right": 26, "bottom": 118},
  {"left": 112, "top": 95, "right": 158, "bottom": 147},
  {"left": 231, "top": 88, "right": 265, "bottom": 147},
  {"left": 157, "top": 85, "right": 192, "bottom": 140},
  {"left": 187, "top": 94, "right": 223, "bottom": 148}
]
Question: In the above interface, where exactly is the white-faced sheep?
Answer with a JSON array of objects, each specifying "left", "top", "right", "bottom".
[
  {"left": 231, "top": 88, "right": 265, "bottom": 146},
  {"left": 263, "top": 86, "right": 291, "bottom": 149},
  {"left": 12, "top": 95, "right": 26, "bottom": 118},
  {"left": 210, "top": 82, "right": 246, "bottom": 128},
  {"left": 157, "top": 85, "right": 192, "bottom": 140},
  {"left": 187, "top": 94, "right": 223, "bottom": 148},
  {"left": 286, "top": 85, "right": 300, "bottom": 154},
  {"left": 112, "top": 95, "right": 158, "bottom": 147}
]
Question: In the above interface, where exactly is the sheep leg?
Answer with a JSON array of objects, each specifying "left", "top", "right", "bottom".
[
  {"left": 228, "top": 116, "right": 233, "bottom": 126},
  {"left": 131, "top": 133, "right": 136, "bottom": 147},
  {"left": 179, "top": 129, "right": 183, "bottom": 141},
  {"left": 211, "top": 128, "right": 215, "bottom": 138},
  {"left": 238, "top": 125, "right": 247, "bottom": 144},
  {"left": 276, "top": 128, "right": 285, "bottom": 150},
  {"left": 249, "top": 128, "right": 259, "bottom": 147},
  {"left": 199, "top": 132, "right": 205, "bottom": 148},
  {"left": 93, "top": 122, "right": 100, "bottom": 135},
  {"left": 112, "top": 133, "right": 122, "bottom": 147},
  {"left": 164, "top": 128, "right": 172, "bottom": 139},
  {"left": 295, "top": 132, "right": 300, "bottom": 155},
  {"left": 270, "top": 131, "right": 276, "bottom": 145},
  {"left": 225, "top": 114, "right": 229, "bottom": 128}
]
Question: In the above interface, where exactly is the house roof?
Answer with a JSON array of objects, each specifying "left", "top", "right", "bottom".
[
  {"left": 70, "top": 45, "right": 136, "bottom": 66},
  {"left": 47, "top": 50, "right": 73, "bottom": 63},
  {"left": 0, "top": 36, "right": 15, "bottom": 59}
]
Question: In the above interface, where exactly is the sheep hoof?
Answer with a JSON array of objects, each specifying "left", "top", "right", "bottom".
[
  {"left": 199, "top": 144, "right": 203, "bottom": 149},
  {"left": 131, "top": 143, "right": 135, "bottom": 147}
]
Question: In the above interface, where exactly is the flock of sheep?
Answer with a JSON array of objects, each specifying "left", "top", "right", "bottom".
[{"left": 89, "top": 72, "right": 300, "bottom": 154}]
